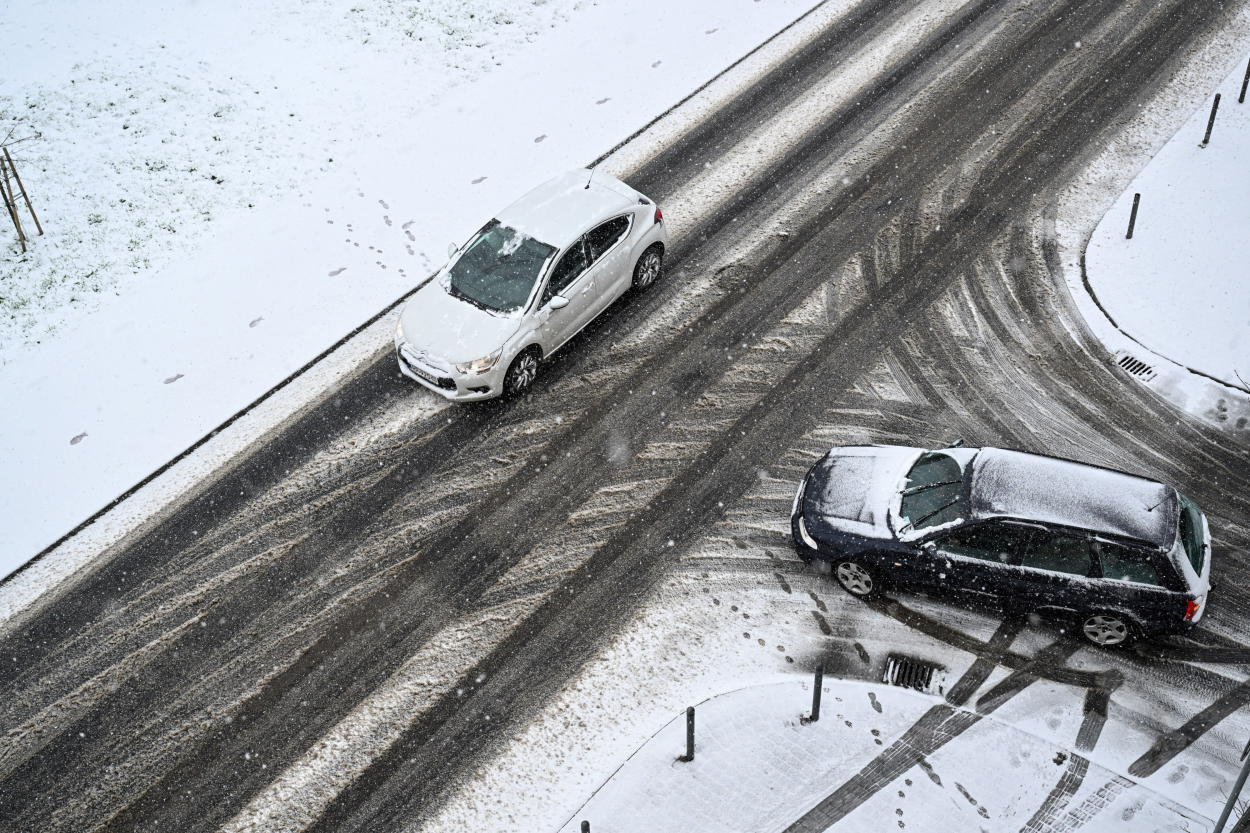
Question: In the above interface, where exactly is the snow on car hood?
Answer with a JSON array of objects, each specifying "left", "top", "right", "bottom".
[
  {"left": 398, "top": 278, "right": 521, "bottom": 364},
  {"left": 805, "top": 445, "right": 924, "bottom": 540}
]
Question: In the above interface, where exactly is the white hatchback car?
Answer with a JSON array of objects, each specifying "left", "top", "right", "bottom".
[{"left": 394, "top": 169, "right": 668, "bottom": 400}]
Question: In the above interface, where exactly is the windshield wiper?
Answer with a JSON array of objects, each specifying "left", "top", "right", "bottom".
[
  {"left": 901, "top": 478, "right": 962, "bottom": 496},
  {"left": 447, "top": 281, "right": 498, "bottom": 313},
  {"left": 898, "top": 495, "right": 963, "bottom": 535}
]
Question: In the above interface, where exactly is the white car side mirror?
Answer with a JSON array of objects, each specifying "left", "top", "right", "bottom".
[
  {"left": 447, "top": 242, "right": 458, "bottom": 258},
  {"left": 548, "top": 295, "right": 570, "bottom": 310}
]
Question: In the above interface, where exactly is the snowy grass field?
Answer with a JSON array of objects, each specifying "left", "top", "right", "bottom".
[{"left": 1, "top": 0, "right": 581, "bottom": 353}]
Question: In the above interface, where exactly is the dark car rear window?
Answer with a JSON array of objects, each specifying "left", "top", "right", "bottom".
[
  {"left": 1094, "top": 540, "right": 1162, "bottom": 586},
  {"left": 1178, "top": 492, "right": 1205, "bottom": 574}
]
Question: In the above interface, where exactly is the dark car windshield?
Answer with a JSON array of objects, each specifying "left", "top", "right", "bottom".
[
  {"left": 446, "top": 220, "right": 556, "bottom": 313},
  {"left": 897, "top": 451, "right": 968, "bottom": 533},
  {"left": 1177, "top": 492, "right": 1205, "bottom": 574}
]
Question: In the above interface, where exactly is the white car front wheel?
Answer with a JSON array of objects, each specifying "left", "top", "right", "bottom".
[{"left": 503, "top": 349, "right": 540, "bottom": 397}]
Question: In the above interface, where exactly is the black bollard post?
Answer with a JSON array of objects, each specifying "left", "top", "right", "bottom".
[
  {"left": 1126, "top": 193, "right": 1141, "bottom": 240},
  {"left": 581, "top": 822, "right": 590, "bottom": 833},
  {"left": 678, "top": 706, "right": 695, "bottom": 762},
  {"left": 811, "top": 665, "right": 824, "bottom": 722},
  {"left": 1240, "top": 57, "right": 1250, "bottom": 104},
  {"left": 1201, "top": 93, "right": 1221, "bottom": 147}
]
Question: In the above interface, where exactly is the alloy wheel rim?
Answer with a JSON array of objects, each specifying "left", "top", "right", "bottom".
[
  {"left": 510, "top": 355, "right": 537, "bottom": 392},
  {"left": 1083, "top": 615, "right": 1128, "bottom": 645},
  {"left": 836, "top": 562, "right": 873, "bottom": 596},
  {"left": 639, "top": 253, "right": 660, "bottom": 286}
]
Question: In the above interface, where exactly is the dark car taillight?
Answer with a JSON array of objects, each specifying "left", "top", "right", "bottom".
[{"left": 1184, "top": 598, "right": 1201, "bottom": 621}]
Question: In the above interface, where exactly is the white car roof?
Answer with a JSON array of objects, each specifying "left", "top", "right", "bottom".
[
  {"left": 969, "top": 447, "right": 1177, "bottom": 548},
  {"left": 495, "top": 169, "right": 641, "bottom": 250}
]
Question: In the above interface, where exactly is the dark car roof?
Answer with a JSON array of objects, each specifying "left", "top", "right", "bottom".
[{"left": 968, "top": 448, "right": 1177, "bottom": 548}]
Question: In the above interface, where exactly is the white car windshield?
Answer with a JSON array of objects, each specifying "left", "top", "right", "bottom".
[{"left": 447, "top": 220, "right": 557, "bottom": 313}]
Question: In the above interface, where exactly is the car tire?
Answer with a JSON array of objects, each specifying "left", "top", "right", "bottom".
[
  {"left": 632, "top": 244, "right": 663, "bottom": 290},
  {"left": 503, "top": 348, "right": 540, "bottom": 397},
  {"left": 1079, "top": 612, "right": 1136, "bottom": 648},
  {"left": 833, "top": 560, "right": 877, "bottom": 598}
]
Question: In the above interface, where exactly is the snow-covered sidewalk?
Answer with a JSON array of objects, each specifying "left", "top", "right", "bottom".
[
  {"left": 556, "top": 679, "right": 1208, "bottom": 833},
  {"left": 0, "top": 0, "right": 822, "bottom": 580},
  {"left": 1084, "top": 55, "right": 1250, "bottom": 396}
]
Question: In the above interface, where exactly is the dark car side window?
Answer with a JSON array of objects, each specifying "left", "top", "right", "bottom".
[
  {"left": 936, "top": 522, "right": 1032, "bottom": 565},
  {"left": 1022, "top": 532, "right": 1094, "bottom": 577},
  {"left": 586, "top": 216, "right": 630, "bottom": 262},
  {"left": 1094, "top": 540, "right": 1163, "bottom": 586},
  {"left": 543, "top": 238, "right": 590, "bottom": 304}
]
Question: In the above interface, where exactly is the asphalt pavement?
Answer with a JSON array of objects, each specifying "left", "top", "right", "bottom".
[{"left": 2, "top": 0, "right": 1248, "bottom": 831}]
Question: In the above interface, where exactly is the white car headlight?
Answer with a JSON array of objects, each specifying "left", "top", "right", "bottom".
[
  {"left": 395, "top": 317, "right": 406, "bottom": 344},
  {"left": 455, "top": 350, "right": 502, "bottom": 375}
]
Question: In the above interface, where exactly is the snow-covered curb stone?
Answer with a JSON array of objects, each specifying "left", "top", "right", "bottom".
[{"left": 1052, "top": 7, "right": 1250, "bottom": 435}]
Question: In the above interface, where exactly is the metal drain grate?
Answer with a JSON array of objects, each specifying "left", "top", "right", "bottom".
[
  {"left": 883, "top": 654, "right": 945, "bottom": 695},
  {"left": 1116, "top": 351, "right": 1157, "bottom": 381}
]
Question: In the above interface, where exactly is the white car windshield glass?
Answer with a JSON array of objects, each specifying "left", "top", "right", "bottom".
[{"left": 448, "top": 220, "right": 556, "bottom": 313}]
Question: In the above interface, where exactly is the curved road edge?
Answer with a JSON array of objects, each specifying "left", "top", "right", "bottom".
[{"left": 1052, "top": 3, "right": 1250, "bottom": 440}]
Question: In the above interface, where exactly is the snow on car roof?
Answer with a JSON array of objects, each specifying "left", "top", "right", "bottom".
[
  {"left": 969, "top": 447, "right": 1177, "bottom": 547},
  {"left": 495, "top": 169, "right": 639, "bottom": 249}
]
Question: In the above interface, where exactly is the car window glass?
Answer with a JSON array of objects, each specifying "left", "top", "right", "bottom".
[
  {"left": 1095, "top": 540, "right": 1162, "bottom": 586},
  {"left": 935, "top": 523, "right": 1031, "bottom": 565},
  {"left": 1022, "top": 532, "right": 1093, "bottom": 577},
  {"left": 1177, "top": 492, "right": 1205, "bottom": 574},
  {"left": 544, "top": 239, "right": 589, "bottom": 303},
  {"left": 586, "top": 216, "right": 630, "bottom": 262},
  {"left": 898, "top": 452, "right": 968, "bottom": 533},
  {"left": 447, "top": 220, "right": 557, "bottom": 313}
]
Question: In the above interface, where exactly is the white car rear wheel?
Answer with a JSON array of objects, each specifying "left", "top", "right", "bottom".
[{"left": 632, "top": 246, "right": 663, "bottom": 289}]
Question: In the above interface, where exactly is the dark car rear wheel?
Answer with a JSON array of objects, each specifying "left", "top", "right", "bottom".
[
  {"left": 1080, "top": 612, "right": 1135, "bottom": 647},
  {"left": 834, "top": 560, "right": 877, "bottom": 598}
]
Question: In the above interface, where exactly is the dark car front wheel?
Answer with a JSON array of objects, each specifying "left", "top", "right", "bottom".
[
  {"left": 1080, "top": 612, "right": 1135, "bottom": 647},
  {"left": 834, "top": 560, "right": 877, "bottom": 598}
]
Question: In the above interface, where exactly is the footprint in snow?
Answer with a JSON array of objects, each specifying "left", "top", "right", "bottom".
[
  {"left": 384, "top": 215, "right": 392, "bottom": 227},
  {"left": 596, "top": 97, "right": 610, "bottom": 105},
  {"left": 329, "top": 267, "right": 347, "bottom": 277},
  {"left": 652, "top": 60, "right": 662, "bottom": 68},
  {"left": 534, "top": 134, "right": 546, "bottom": 143},
  {"left": 471, "top": 176, "right": 487, "bottom": 184},
  {"left": 378, "top": 198, "right": 389, "bottom": 209},
  {"left": 249, "top": 316, "right": 264, "bottom": 328},
  {"left": 705, "top": 28, "right": 718, "bottom": 34},
  {"left": 70, "top": 432, "right": 87, "bottom": 446},
  {"left": 164, "top": 373, "right": 184, "bottom": 385}
]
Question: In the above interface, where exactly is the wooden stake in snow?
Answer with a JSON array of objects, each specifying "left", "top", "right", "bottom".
[
  {"left": 1239, "top": 57, "right": 1250, "bottom": 104},
  {"left": 1201, "top": 93, "right": 1221, "bottom": 147},
  {"left": 0, "top": 154, "right": 27, "bottom": 253},
  {"left": 4, "top": 146, "right": 42, "bottom": 236}
]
